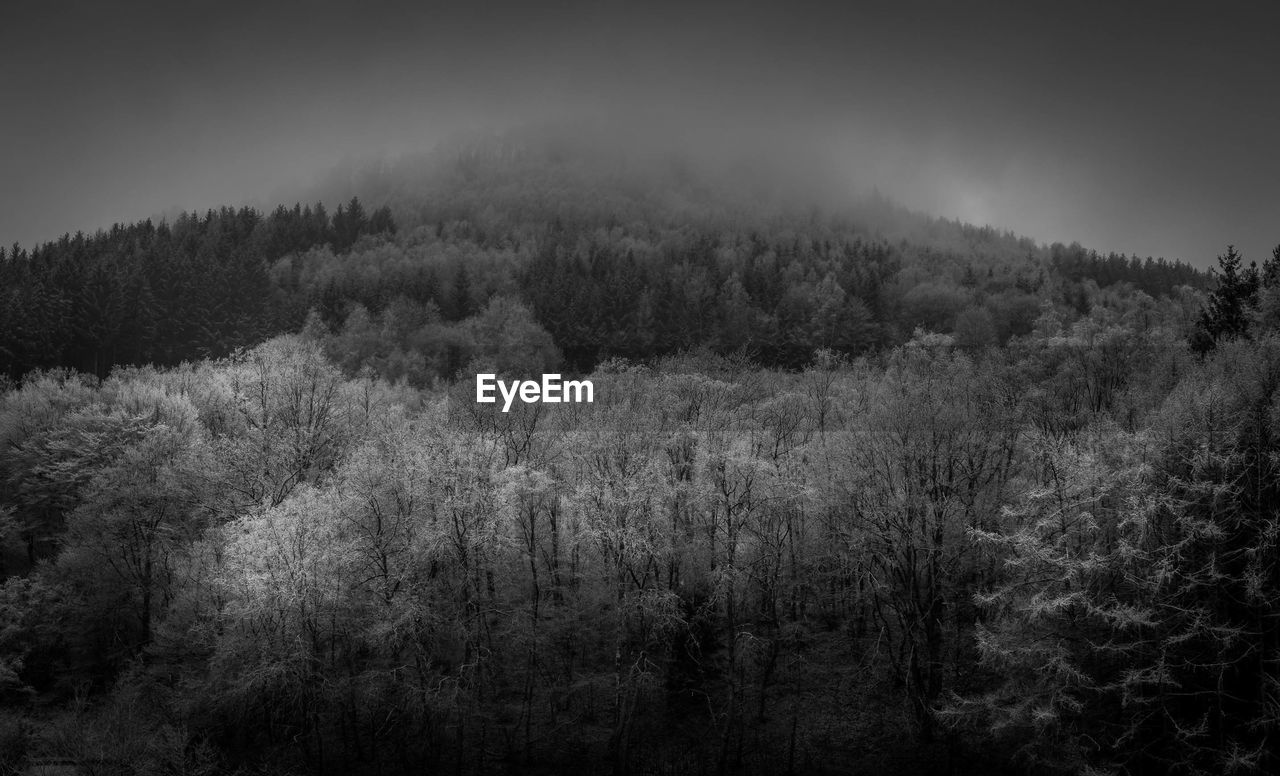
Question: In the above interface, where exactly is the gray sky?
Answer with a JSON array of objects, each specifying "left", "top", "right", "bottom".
[{"left": 3, "top": 0, "right": 1278, "bottom": 266}]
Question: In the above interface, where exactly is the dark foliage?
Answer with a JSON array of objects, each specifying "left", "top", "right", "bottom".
[
  {"left": 0, "top": 199, "right": 394, "bottom": 379},
  {"left": 1, "top": 138, "right": 1212, "bottom": 384},
  {"left": 2, "top": 139, "right": 1272, "bottom": 776},
  {"left": 1192, "top": 244, "right": 1280, "bottom": 352}
]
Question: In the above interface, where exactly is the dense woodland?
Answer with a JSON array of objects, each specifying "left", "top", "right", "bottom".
[
  {"left": 2, "top": 136, "right": 1278, "bottom": 776},
  {"left": 1, "top": 136, "right": 1207, "bottom": 382}
]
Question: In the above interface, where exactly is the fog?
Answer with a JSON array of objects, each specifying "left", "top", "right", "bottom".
[{"left": 3, "top": 0, "right": 1277, "bottom": 266}]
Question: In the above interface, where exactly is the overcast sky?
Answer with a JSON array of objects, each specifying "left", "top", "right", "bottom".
[{"left": 3, "top": 0, "right": 1277, "bottom": 266}]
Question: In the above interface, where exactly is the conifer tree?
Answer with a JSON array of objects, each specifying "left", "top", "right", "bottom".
[{"left": 1193, "top": 245, "right": 1259, "bottom": 352}]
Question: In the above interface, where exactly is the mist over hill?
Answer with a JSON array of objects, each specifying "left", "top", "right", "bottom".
[
  {"left": 0, "top": 125, "right": 1209, "bottom": 384},
  {"left": 5, "top": 113, "right": 1280, "bottom": 775},
  {"left": 8, "top": 1, "right": 1280, "bottom": 772}
]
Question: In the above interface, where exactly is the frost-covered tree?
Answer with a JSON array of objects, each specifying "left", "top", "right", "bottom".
[
  {"left": 958, "top": 424, "right": 1148, "bottom": 773},
  {"left": 963, "top": 338, "right": 1280, "bottom": 775}
]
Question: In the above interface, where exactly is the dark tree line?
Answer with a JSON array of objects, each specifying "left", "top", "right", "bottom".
[
  {"left": 1050, "top": 241, "right": 1208, "bottom": 301},
  {"left": 3, "top": 136, "right": 1215, "bottom": 386},
  {"left": 520, "top": 227, "right": 899, "bottom": 369},
  {"left": 8, "top": 199, "right": 1209, "bottom": 387},
  {"left": 0, "top": 198, "right": 394, "bottom": 380}
]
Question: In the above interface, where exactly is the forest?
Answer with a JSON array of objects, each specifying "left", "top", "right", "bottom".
[{"left": 1, "top": 135, "right": 1278, "bottom": 776}]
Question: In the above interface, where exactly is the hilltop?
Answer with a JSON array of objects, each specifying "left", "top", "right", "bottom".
[{"left": 0, "top": 126, "right": 1208, "bottom": 383}]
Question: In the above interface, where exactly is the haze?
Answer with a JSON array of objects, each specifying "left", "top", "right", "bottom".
[{"left": 3, "top": 0, "right": 1277, "bottom": 267}]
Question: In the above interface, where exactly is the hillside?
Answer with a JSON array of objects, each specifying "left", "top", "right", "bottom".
[
  {"left": 10, "top": 128, "right": 1280, "bottom": 776},
  {"left": 1, "top": 130, "right": 1208, "bottom": 384}
]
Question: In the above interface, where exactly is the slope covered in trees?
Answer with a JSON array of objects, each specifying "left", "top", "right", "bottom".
[
  {"left": 0, "top": 199, "right": 394, "bottom": 380},
  {"left": 5, "top": 130, "right": 1277, "bottom": 776},
  {"left": 2, "top": 133, "right": 1208, "bottom": 383}
]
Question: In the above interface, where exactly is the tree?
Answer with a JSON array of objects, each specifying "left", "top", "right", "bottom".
[
  {"left": 956, "top": 424, "right": 1147, "bottom": 773},
  {"left": 829, "top": 347, "right": 1020, "bottom": 741},
  {"left": 368, "top": 205, "right": 396, "bottom": 236},
  {"left": 1125, "top": 337, "right": 1280, "bottom": 774},
  {"left": 462, "top": 295, "right": 562, "bottom": 376},
  {"left": 332, "top": 196, "right": 369, "bottom": 252},
  {"left": 1193, "top": 245, "right": 1259, "bottom": 352},
  {"left": 0, "top": 370, "right": 100, "bottom": 566},
  {"left": 58, "top": 405, "right": 210, "bottom": 648},
  {"left": 964, "top": 338, "right": 1280, "bottom": 775},
  {"left": 215, "top": 336, "right": 361, "bottom": 512}
]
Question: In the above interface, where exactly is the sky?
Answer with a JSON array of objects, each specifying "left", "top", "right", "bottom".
[{"left": 2, "top": 0, "right": 1278, "bottom": 267}]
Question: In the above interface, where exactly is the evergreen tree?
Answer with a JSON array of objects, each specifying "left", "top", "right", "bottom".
[
  {"left": 368, "top": 205, "right": 396, "bottom": 235},
  {"left": 1193, "top": 245, "right": 1259, "bottom": 352}
]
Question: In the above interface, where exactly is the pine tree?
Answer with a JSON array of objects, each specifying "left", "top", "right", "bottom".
[
  {"left": 1193, "top": 245, "right": 1259, "bottom": 352},
  {"left": 368, "top": 205, "right": 395, "bottom": 235}
]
